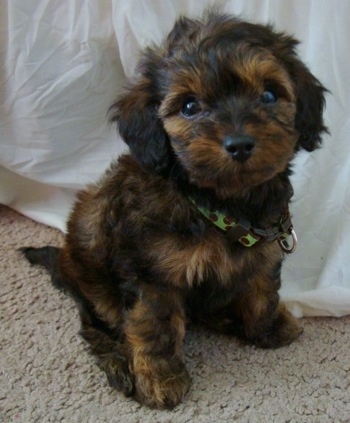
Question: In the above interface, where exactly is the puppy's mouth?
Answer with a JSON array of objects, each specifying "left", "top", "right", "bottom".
[
  {"left": 240, "top": 164, "right": 277, "bottom": 179},
  {"left": 186, "top": 144, "right": 293, "bottom": 197},
  {"left": 191, "top": 165, "right": 279, "bottom": 193},
  {"left": 185, "top": 160, "right": 282, "bottom": 198}
]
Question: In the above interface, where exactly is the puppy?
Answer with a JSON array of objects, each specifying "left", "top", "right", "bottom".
[{"left": 21, "top": 11, "right": 327, "bottom": 409}]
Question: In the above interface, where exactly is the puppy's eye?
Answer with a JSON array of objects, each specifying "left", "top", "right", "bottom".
[
  {"left": 181, "top": 97, "right": 201, "bottom": 118},
  {"left": 260, "top": 90, "right": 277, "bottom": 104}
]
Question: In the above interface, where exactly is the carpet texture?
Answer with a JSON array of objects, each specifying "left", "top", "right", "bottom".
[{"left": 1, "top": 204, "right": 350, "bottom": 423}]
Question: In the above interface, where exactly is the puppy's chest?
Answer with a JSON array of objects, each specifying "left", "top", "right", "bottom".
[{"left": 148, "top": 229, "right": 254, "bottom": 288}]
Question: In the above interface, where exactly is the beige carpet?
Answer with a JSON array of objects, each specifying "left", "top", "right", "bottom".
[{"left": 1, "top": 204, "right": 350, "bottom": 423}]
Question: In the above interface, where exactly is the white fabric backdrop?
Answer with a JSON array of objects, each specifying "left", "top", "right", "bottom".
[{"left": 1, "top": 0, "right": 350, "bottom": 317}]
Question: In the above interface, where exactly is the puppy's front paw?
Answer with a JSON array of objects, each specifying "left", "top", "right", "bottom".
[
  {"left": 252, "top": 304, "right": 303, "bottom": 349},
  {"left": 134, "top": 362, "right": 191, "bottom": 410}
]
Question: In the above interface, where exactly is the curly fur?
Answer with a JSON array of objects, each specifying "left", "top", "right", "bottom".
[{"left": 21, "top": 11, "right": 327, "bottom": 409}]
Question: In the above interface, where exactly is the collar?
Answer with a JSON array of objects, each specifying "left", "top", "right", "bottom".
[{"left": 190, "top": 198, "right": 297, "bottom": 253}]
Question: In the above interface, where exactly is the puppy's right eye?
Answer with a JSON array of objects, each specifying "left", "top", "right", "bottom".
[{"left": 181, "top": 97, "right": 201, "bottom": 118}]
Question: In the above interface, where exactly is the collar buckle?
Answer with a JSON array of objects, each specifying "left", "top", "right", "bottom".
[{"left": 278, "top": 228, "right": 298, "bottom": 254}]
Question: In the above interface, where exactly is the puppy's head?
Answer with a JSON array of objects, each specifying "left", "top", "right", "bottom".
[{"left": 110, "top": 12, "right": 327, "bottom": 198}]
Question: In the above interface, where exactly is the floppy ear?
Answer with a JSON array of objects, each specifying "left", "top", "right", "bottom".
[
  {"left": 109, "top": 50, "right": 172, "bottom": 174},
  {"left": 264, "top": 28, "right": 328, "bottom": 152},
  {"left": 291, "top": 61, "right": 328, "bottom": 151}
]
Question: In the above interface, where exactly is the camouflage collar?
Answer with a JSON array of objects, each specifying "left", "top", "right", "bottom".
[{"left": 190, "top": 198, "right": 297, "bottom": 253}]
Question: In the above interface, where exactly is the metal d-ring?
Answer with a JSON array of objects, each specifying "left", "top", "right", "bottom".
[{"left": 278, "top": 229, "right": 298, "bottom": 254}]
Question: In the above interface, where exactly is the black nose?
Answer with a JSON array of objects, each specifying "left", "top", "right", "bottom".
[{"left": 224, "top": 135, "right": 255, "bottom": 163}]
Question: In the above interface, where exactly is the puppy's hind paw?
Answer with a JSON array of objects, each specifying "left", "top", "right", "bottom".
[{"left": 19, "top": 245, "right": 60, "bottom": 268}]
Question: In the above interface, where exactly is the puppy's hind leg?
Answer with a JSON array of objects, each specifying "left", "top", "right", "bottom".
[
  {"left": 20, "top": 246, "right": 66, "bottom": 290},
  {"left": 78, "top": 303, "right": 135, "bottom": 397},
  {"left": 21, "top": 246, "right": 135, "bottom": 395}
]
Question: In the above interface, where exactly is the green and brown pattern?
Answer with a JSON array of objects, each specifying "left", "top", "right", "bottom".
[
  {"left": 191, "top": 198, "right": 292, "bottom": 248},
  {"left": 193, "top": 200, "right": 260, "bottom": 247}
]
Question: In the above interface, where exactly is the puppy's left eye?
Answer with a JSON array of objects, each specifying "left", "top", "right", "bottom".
[
  {"left": 260, "top": 90, "right": 277, "bottom": 104},
  {"left": 181, "top": 97, "right": 201, "bottom": 118}
]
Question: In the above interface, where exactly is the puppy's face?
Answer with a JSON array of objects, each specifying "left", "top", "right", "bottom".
[
  {"left": 111, "top": 13, "right": 327, "bottom": 199},
  {"left": 159, "top": 41, "right": 298, "bottom": 197}
]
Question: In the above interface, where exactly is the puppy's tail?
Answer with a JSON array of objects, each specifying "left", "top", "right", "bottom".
[{"left": 20, "top": 246, "right": 65, "bottom": 291}]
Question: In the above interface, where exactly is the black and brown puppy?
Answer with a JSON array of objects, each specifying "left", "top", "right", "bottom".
[{"left": 22, "top": 11, "right": 327, "bottom": 409}]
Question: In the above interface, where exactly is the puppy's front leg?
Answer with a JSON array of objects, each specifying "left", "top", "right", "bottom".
[
  {"left": 237, "top": 273, "right": 303, "bottom": 349},
  {"left": 124, "top": 286, "right": 191, "bottom": 410}
]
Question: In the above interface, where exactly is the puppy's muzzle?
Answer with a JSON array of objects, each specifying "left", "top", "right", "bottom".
[{"left": 224, "top": 135, "right": 255, "bottom": 163}]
